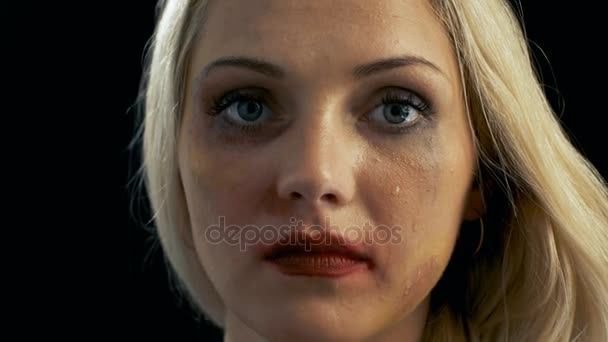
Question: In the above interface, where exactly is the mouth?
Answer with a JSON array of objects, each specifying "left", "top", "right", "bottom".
[{"left": 262, "top": 230, "right": 373, "bottom": 278}]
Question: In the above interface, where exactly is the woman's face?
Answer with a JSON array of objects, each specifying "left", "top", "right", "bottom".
[{"left": 179, "top": 0, "right": 477, "bottom": 340}]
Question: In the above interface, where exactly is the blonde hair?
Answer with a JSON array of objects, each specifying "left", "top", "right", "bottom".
[{"left": 138, "top": 0, "right": 608, "bottom": 340}]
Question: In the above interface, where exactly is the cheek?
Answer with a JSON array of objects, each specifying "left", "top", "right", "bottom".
[
  {"left": 399, "top": 256, "right": 442, "bottom": 301},
  {"left": 179, "top": 113, "right": 277, "bottom": 229},
  {"left": 364, "top": 122, "right": 473, "bottom": 234},
  {"left": 358, "top": 138, "right": 441, "bottom": 234},
  {"left": 362, "top": 129, "right": 473, "bottom": 298},
  {"left": 178, "top": 116, "right": 280, "bottom": 289}
]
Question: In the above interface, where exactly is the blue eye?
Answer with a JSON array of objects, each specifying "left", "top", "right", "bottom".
[
  {"left": 208, "top": 91, "right": 272, "bottom": 128},
  {"left": 367, "top": 92, "right": 430, "bottom": 131},
  {"left": 232, "top": 99, "right": 265, "bottom": 122},
  {"left": 377, "top": 103, "right": 419, "bottom": 124}
]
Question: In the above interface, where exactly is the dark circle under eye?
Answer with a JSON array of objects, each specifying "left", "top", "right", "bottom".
[
  {"left": 383, "top": 104, "right": 411, "bottom": 124},
  {"left": 237, "top": 100, "right": 263, "bottom": 121}
]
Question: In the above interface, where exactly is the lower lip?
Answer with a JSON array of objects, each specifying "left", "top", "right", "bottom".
[{"left": 265, "top": 253, "right": 369, "bottom": 278}]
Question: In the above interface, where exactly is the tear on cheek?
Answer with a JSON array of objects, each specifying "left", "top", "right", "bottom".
[{"left": 400, "top": 256, "right": 440, "bottom": 299}]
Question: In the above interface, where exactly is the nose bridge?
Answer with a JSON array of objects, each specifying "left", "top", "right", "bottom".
[{"left": 276, "top": 102, "right": 356, "bottom": 208}]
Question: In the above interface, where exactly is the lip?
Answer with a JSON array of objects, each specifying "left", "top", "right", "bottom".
[{"left": 261, "top": 229, "right": 373, "bottom": 277}]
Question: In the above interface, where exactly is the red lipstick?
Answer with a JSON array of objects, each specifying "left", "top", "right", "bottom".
[{"left": 262, "top": 229, "right": 373, "bottom": 278}]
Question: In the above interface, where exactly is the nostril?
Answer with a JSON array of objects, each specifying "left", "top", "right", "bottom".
[
  {"left": 285, "top": 191, "right": 339, "bottom": 203},
  {"left": 321, "top": 193, "right": 338, "bottom": 203},
  {"left": 289, "top": 192, "right": 303, "bottom": 200}
]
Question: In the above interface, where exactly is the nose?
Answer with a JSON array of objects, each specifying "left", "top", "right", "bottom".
[{"left": 276, "top": 115, "right": 356, "bottom": 209}]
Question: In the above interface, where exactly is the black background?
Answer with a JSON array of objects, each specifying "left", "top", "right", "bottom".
[{"left": 68, "top": 1, "right": 605, "bottom": 340}]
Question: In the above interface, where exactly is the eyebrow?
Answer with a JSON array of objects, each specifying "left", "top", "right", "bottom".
[
  {"left": 198, "top": 55, "right": 446, "bottom": 81},
  {"left": 352, "top": 55, "right": 445, "bottom": 80},
  {"left": 201, "top": 56, "right": 286, "bottom": 79}
]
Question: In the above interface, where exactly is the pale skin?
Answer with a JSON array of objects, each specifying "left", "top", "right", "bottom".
[{"left": 178, "top": 0, "right": 482, "bottom": 341}]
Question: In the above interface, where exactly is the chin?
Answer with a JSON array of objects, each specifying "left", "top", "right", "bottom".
[
  {"left": 258, "top": 323, "right": 368, "bottom": 342},
  {"left": 242, "top": 301, "right": 377, "bottom": 342}
]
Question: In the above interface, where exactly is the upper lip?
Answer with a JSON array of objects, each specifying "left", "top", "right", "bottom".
[{"left": 261, "top": 229, "right": 371, "bottom": 262}]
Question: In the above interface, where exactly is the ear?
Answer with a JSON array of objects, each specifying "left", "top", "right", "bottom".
[{"left": 463, "top": 178, "right": 486, "bottom": 221}]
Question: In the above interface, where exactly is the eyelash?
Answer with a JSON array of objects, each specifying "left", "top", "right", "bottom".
[
  {"left": 208, "top": 91, "right": 263, "bottom": 117},
  {"left": 381, "top": 93, "right": 430, "bottom": 113},
  {"left": 206, "top": 89, "right": 433, "bottom": 134},
  {"left": 374, "top": 91, "right": 431, "bottom": 133},
  {"left": 207, "top": 91, "right": 268, "bottom": 133}
]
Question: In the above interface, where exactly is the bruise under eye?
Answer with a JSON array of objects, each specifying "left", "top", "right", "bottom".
[{"left": 193, "top": 87, "right": 288, "bottom": 144}]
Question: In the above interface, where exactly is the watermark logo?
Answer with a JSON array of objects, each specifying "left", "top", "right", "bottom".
[{"left": 204, "top": 216, "right": 403, "bottom": 251}]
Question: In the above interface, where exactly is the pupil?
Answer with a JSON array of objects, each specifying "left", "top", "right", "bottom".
[
  {"left": 385, "top": 105, "right": 408, "bottom": 124},
  {"left": 391, "top": 106, "right": 401, "bottom": 116},
  {"left": 238, "top": 101, "right": 262, "bottom": 121}
]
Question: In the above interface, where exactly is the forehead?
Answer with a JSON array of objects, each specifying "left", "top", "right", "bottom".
[{"left": 193, "top": 0, "right": 457, "bottom": 83}]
